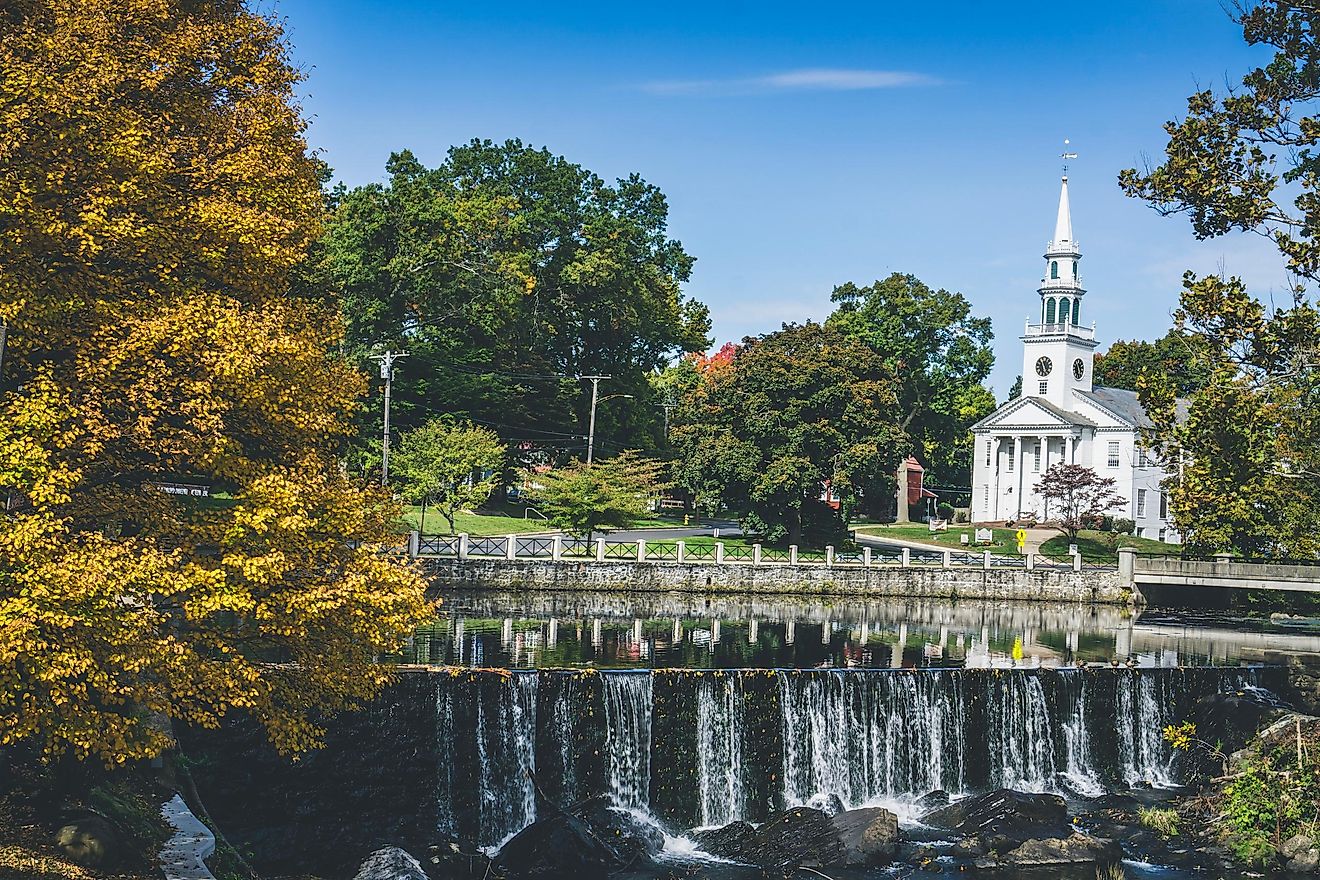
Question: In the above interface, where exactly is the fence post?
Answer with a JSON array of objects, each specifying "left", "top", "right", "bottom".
[
  {"left": 715, "top": 542, "right": 725, "bottom": 564},
  {"left": 552, "top": 535, "right": 563, "bottom": 561},
  {"left": 790, "top": 544, "right": 799, "bottom": 565},
  {"left": 753, "top": 543, "right": 762, "bottom": 565},
  {"left": 901, "top": 548, "right": 911, "bottom": 568},
  {"left": 983, "top": 550, "right": 992, "bottom": 570},
  {"left": 458, "top": 533, "right": 470, "bottom": 560},
  {"left": 943, "top": 549, "right": 951, "bottom": 569},
  {"left": 1025, "top": 551, "right": 1036, "bottom": 571},
  {"left": 505, "top": 534, "right": 517, "bottom": 560},
  {"left": 1072, "top": 551, "right": 1082, "bottom": 573},
  {"left": 637, "top": 539, "right": 647, "bottom": 562},
  {"left": 408, "top": 530, "right": 420, "bottom": 559},
  {"left": 863, "top": 546, "right": 872, "bottom": 568},
  {"left": 1117, "top": 546, "right": 1136, "bottom": 584},
  {"left": 596, "top": 538, "right": 606, "bottom": 562},
  {"left": 676, "top": 540, "right": 686, "bottom": 564},
  {"left": 826, "top": 545, "right": 835, "bottom": 567}
]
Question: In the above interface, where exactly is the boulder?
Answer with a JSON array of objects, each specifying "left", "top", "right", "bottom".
[
  {"left": 493, "top": 812, "right": 620, "bottom": 878},
  {"left": 1283, "top": 834, "right": 1316, "bottom": 859},
  {"left": 575, "top": 800, "right": 664, "bottom": 863},
  {"left": 998, "top": 832, "right": 1121, "bottom": 867},
  {"left": 352, "top": 846, "right": 428, "bottom": 880},
  {"left": 55, "top": 816, "right": 121, "bottom": 869},
  {"left": 922, "top": 789, "right": 1069, "bottom": 853},
  {"left": 749, "top": 807, "right": 844, "bottom": 871},
  {"left": 831, "top": 806, "right": 898, "bottom": 866},
  {"left": 425, "top": 841, "right": 491, "bottom": 878},
  {"left": 691, "top": 821, "right": 757, "bottom": 861},
  {"left": 1289, "top": 848, "right": 1320, "bottom": 874},
  {"left": 804, "top": 792, "right": 847, "bottom": 816},
  {"left": 914, "top": 789, "right": 950, "bottom": 811}
]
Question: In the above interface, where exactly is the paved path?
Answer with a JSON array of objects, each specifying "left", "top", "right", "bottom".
[{"left": 159, "top": 794, "right": 215, "bottom": 880}]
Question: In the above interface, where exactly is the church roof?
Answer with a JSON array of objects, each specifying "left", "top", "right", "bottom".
[
  {"left": 1052, "top": 176, "right": 1074, "bottom": 250},
  {"left": 1074, "top": 386, "right": 1151, "bottom": 428}
]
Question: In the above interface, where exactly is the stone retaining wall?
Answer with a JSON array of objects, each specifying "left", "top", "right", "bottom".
[{"left": 423, "top": 558, "right": 1132, "bottom": 604}]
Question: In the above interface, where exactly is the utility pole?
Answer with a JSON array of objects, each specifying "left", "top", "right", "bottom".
[
  {"left": 580, "top": 375, "right": 610, "bottom": 464},
  {"left": 658, "top": 395, "right": 677, "bottom": 440},
  {"left": 369, "top": 350, "right": 408, "bottom": 486}
]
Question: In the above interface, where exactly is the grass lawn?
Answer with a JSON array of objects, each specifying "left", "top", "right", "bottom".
[
  {"left": 852, "top": 522, "right": 1020, "bottom": 553},
  {"left": 1039, "top": 529, "right": 1175, "bottom": 562}
]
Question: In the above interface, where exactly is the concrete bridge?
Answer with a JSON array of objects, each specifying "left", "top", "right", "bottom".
[{"left": 1123, "top": 549, "right": 1320, "bottom": 595}]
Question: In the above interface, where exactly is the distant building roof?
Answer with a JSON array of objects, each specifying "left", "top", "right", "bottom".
[{"left": 1076, "top": 386, "right": 1151, "bottom": 428}]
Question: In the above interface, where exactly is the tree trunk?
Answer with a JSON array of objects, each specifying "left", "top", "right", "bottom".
[{"left": 419, "top": 498, "right": 427, "bottom": 535}]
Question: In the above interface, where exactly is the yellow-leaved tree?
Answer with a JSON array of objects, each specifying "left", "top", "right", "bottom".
[{"left": 0, "top": 0, "right": 431, "bottom": 763}]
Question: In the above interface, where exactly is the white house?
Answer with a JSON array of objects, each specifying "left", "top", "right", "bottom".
[{"left": 969, "top": 173, "right": 1179, "bottom": 542}]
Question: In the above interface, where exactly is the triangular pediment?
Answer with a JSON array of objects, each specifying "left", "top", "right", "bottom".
[{"left": 971, "top": 395, "right": 1096, "bottom": 431}]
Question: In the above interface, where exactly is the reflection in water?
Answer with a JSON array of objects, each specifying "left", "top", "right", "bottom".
[{"left": 398, "top": 590, "right": 1314, "bottom": 669}]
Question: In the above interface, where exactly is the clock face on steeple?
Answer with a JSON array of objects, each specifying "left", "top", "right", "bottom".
[
  {"left": 1035, "top": 356, "right": 1053, "bottom": 377},
  {"left": 1073, "top": 358, "right": 1085, "bottom": 379}
]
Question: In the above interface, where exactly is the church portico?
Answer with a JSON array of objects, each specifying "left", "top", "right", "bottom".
[{"left": 969, "top": 167, "right": 1180, "bottom": 542}]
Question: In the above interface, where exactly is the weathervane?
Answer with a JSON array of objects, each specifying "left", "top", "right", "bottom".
[{"left": 1061, "top": 139, "right": 1078, "bottom": 176}]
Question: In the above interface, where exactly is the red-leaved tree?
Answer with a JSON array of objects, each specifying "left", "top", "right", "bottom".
[{"left": 1037, "top": 464, "right": 1126, "bottom": 541}]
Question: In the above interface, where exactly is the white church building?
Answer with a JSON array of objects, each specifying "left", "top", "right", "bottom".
[{"left": 969, "top": 174, "right": 1179, "bottom": 542}]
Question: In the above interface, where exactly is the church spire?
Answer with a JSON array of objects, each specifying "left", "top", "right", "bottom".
[{"left": 1052, "top": 175, "right": 1074, "bottom": 250}]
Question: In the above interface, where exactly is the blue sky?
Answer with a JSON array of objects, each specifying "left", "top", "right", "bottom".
[{"left": 275, "top": 0, "right": 1285, "bottom": 395}]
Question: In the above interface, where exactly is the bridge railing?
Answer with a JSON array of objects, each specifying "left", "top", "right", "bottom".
[{"left": 409, "top": 532, "right": 1115, "bottom": 572}]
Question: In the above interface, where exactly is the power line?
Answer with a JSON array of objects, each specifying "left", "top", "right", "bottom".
[{"left": 368, "top": 350, "right": 408, "bottom": 486}]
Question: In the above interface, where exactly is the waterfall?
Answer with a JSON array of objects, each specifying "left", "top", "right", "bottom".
[
  {"left": 987, "top": 672, "right": 1057, "bottom": 791},
  {"left": 435, "top": 680, "right": 457, "bottom": 838},
  {"left": 603, "top": 673, "right": 652, "bottom": 810},
  {"left": 1116, "top": 671, "right": 1175, "bottom": 787},
  {"left": 779, "top": 671, "right": 966, "bottom": 809},
  {"left": 696, "top": 672, "right": 745, "bottom": 826},
  {"left": 1056, "top": 670, "right": 1104, "bottom": 796},
  {"left": 474, "top": 673, "right": 538, "bottom": 846}
]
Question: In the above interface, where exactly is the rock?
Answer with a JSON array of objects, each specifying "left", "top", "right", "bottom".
[
  {"left": 914, "top": 789, "right": 950, "bottom": 811},
  {"left": 832, "top": 806, "right": 898, "bottom": 866},
  {"left": 1283, "top": 833, "right": 1316, "bottom": 859},
  {"left": 804, "top": 791, "right": 847, "bottom": 816},
  {"left": 425, "top": 841, "right": 491, "bottom": 878},
  {"left": 950, "top": 837, "right": 985, "bottom": 858},
  {"left": 493, "top": 812, "right": 620, "bottom": 878},
  {"left": 999, "top": 832, "right": 1121, "bottom": 867},
  {"left": 352, "top": 846, "right": 428, "bottom": 880},
  {"left": 575, "top": 800, "right": 663, "bottom": 863},
  {"left": 749, "top": 807, "right": 844, "bottom": 870},
  {"left": 922, "top": 789, "right": 1069, "bottom": 853},
  {"left": 1288, "top": 848, "right": 1320, "bottom": 873},
  {"left": 691, "top": 821, "right": 757, "bottom": 861},
  {"left": 55, "top": 816, "right": 121, "bottom": 869}
]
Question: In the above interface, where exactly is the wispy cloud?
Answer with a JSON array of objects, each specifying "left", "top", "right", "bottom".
[{"left": 640, "top": 67, "right": 940, "bottom": 96}]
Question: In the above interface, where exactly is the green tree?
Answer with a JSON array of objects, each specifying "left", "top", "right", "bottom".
[
  {"left": 1036, "top": 465, "right": 1126, "bottom": 542},
  {"left": 528, "top": 451, "right": 667, "bottom": 542},
  {"left": 394, "top": 420, "right": 506, "bottom": 534},
  {"left": 670, "top": 323, "right": 905, "bottom": 546},
  {"left": 1120, "top": 0, "right": 1320, "bottom": 556},
  {"left": 826, "top": 273, "right": 997, "bottom": 486},
  {"left": 1007, "top": 375, "right": 1023, "bottom": 401},
  {"left": 1093, "top": 331, "right": 1213, "bottom": 396},
  {"left": 313, "top": 142, "right": 711, "bottom": 461}
]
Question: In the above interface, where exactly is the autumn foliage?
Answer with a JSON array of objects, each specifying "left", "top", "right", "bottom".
[{"left": 0, "top": 1, "right": 430, "bottom": 763}]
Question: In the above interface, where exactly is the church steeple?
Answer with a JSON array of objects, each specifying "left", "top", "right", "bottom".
[{"left": 1037, "top": 174, "right": 1086, "bottom": 327}]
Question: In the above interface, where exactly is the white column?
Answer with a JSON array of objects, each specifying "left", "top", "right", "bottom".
[
  {"left": 1065, "top": 434, "right": 1074, "bottom": 465},
  {"left": 636, "top": 539, "right": 646, "bottom": 562},
  {"left": 505, "top": 534, "right": 517, "bottom": 560},
  {"left": 676, "top": 540, "right": 686, "bottom": 563},
  {"left": 991, "top": 437, "right": 1002, "bottom": 520},
  {"left": 552, "top": 535, "right": 563, "bottom": 560},
  {"left": 1013, "top": 436, "right": 1024, "bottom": 518}
]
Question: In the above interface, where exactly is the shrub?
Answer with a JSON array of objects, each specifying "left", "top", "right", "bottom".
[
  {"left": 937, "top": 503, "right": 955, "bottom": 521},
  {"left": 954, "top": 508, "right": 970, "bottom": 523},
  {"left": 1112, "top": 517, "right": 1135, "bottom": 536},
  {"left": 1137, "top": 806, "right": 1179, "bottom": 837},
  {"left": 1098, "top": 514, "right": 1115, "bottom": 532}
]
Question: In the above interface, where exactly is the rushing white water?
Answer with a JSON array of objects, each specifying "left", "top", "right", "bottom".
[
  {"left": 1116, "top": 671, "right": 1175, "bottom": 787},
  {"left": 1057, "top": 672, "right": 1105, "bottom": 796},
  {"left": 474, "top": 674, "right": 538, "bottom": 846},
  {"left": 987, "top": 672, "right": 1057, "bottom": 791},
  {"left": 603, "top": 673, "right": 653, "bottom": 810},
  {"left": 696, "top": 672, "right": 745, "bottom": 826}
]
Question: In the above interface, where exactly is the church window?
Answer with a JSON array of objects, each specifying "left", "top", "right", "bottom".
[
  {"left": 1072, "top": 298, "right": 1080, "bottom": 324},
  {"left": 1038, "top": 380, "right": 1048, "bottom": 395},
  {"left": 1050, "top": 261, "right": 1058, "bottom": 279},
  {"left": 1032, "top": 442, "right": 1041, "bottom": 472},
  {"left": 1107, "top": 441, "right": 1120, "bottom": 468},
  {"left": 1045, "top": 298, "right": 1056, "bottom": 323},
  {"left": 1137, "top": 489, "right": 1147, "bottom": 517},
  {"left": 1137, "top": 447, "right": 1150, "bottom": 467},
  {"left": 1058, "top": 297, "right": 1071, "bottom": 324},
  {"left": 1160, "top": 492, "right": 1168, "bottom": 519},
  {"left": 983, "top": 485, "right": 989, "bottom": 506},
  {"left": 1007, "top": 445, "right": 1015, "bottom": 472},
  {"left": 1159, "top": 527, "right": 1167, "bottom": 542},
  {"left": 986, "top": 440, "right": 992, "bottom": 466},
  {"left": 1072, "top": 260, "right": 1077, "bottom": 278}
]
